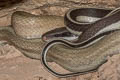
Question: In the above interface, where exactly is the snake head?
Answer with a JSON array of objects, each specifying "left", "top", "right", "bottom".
[{"left": 42, "top": 27, "right": 79, "bottom": 42}]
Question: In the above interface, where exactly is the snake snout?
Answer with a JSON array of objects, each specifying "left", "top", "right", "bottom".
[{"left": 42, "top": 27, "right": 79, "bottom": 42}]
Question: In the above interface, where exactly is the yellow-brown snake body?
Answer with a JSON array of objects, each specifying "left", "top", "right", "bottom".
[
  {"left": 12, "top": 11, "right": 64, "bottom": 39},
  {"left": 0, "top": 11, "right": 64, "bottom": 61}
]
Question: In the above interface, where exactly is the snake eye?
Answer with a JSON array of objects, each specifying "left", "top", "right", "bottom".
[
  {"left": 61, "top": 32, "right": 71, "bottom": 36},
  {"left": 53, "top": 32, "right": 72, "bottom": 37},
  {"left": 54, "top": 34, "right": 59, "bottom": 37}
]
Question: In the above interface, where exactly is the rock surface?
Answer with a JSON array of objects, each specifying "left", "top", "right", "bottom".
[{"left": 0, "top": 0, "right": 120, "bottom": 80}]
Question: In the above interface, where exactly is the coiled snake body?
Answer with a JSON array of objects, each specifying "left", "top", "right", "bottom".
[
  {"left": 0, "top": 11, "right": 64, "bottom": 61},
  {"left": 1, "top": 7, "right": 120, "bottom": 78},
  {"left": 41, "top": 7, "right": 120, "bottom": 77}
]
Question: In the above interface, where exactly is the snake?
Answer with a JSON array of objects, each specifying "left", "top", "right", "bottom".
[
  {"left": 11, "top": 11, "right": 65, "bottom": 39},
  {"left": 0, "top": 11, "right": 65, "bottom": 61},
  {"left": 1, "top": 7, "right": 120, "bottom": 78},
  {"left": 41, "top": 7, "right": 120, "bottom": 77}
]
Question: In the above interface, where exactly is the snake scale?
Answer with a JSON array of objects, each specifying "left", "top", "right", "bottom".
[
  {"left": 1, "top": 6, "right": 120, "bottom": 77},
  {"left": 41, "top": 7, "right": 120, "bottom": 77},
  {"left": 0, "top": 11, "right": 64, "bottom": 61}
]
